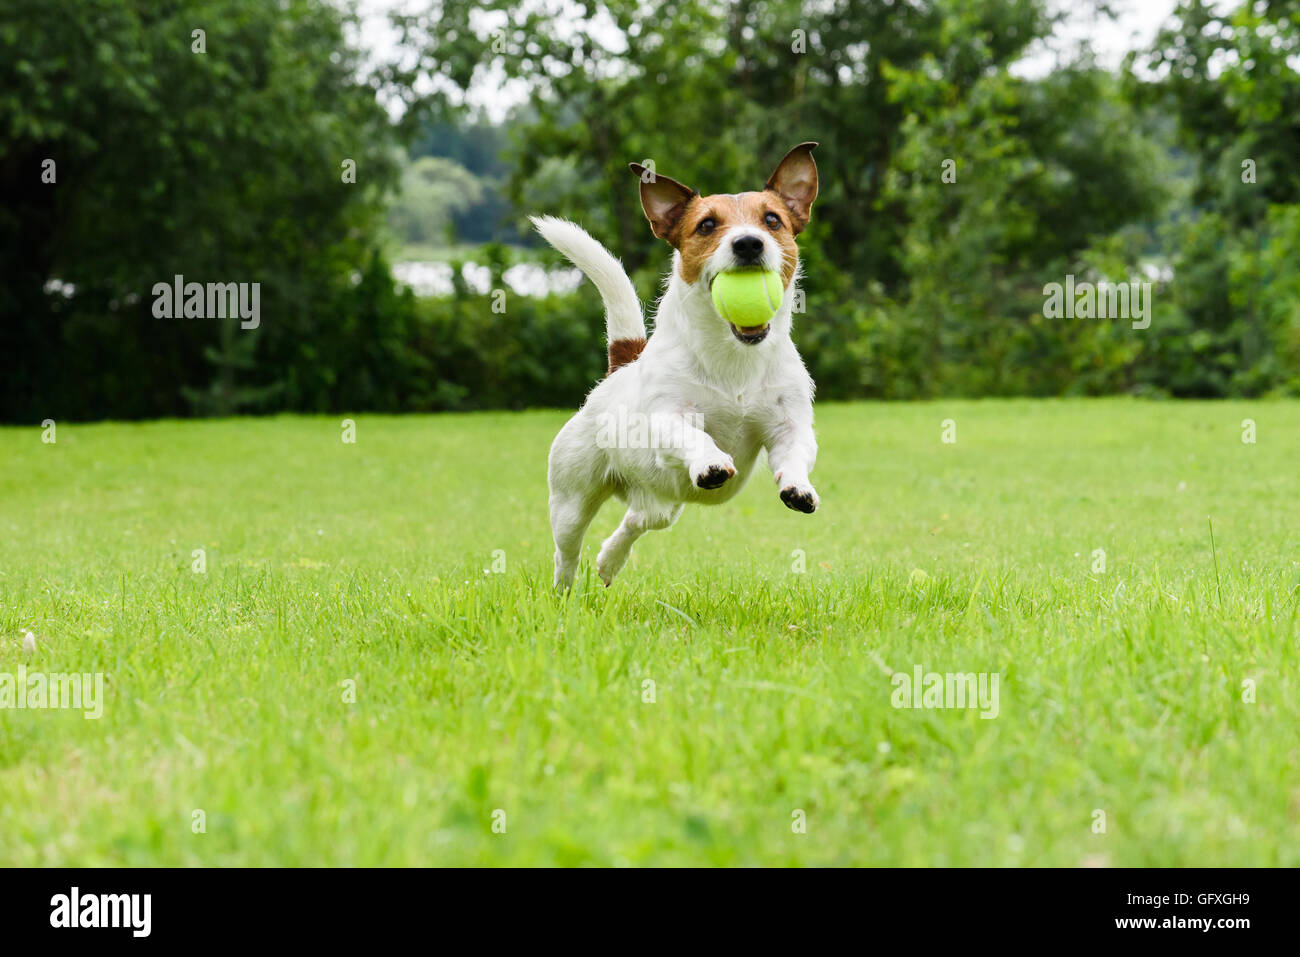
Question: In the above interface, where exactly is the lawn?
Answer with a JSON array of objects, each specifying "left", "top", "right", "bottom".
[{"left": 1, "top": 399, "right": 1296, "bottom": 866}]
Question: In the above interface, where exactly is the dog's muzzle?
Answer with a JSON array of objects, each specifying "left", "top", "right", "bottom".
[
  {"left": 729, "top": 323, "right": 770, "bottom": 344},
  {"left": 708, "top": 263, "right": 776, "bottom": 345}
]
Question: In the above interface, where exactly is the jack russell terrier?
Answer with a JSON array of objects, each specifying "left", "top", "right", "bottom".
[{"left": 533, "top": 142, "right": 821, "bottom": 589}]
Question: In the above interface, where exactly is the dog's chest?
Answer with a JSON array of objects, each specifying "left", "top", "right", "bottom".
[{"left": 696, "top": 389, "right": 767, "bottom": 454}]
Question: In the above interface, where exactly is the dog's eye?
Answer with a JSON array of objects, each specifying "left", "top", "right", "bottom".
[
  {"left": 764, "top": 212, "right": 782, "bottom": 230},
  {"left": 696, "top": 218, "right": 716, "bottom": 236}
]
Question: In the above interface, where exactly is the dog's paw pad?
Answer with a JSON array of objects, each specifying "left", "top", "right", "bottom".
[
  {"left": 694, "top": 464, "right": 735, "bottom": 489},
  {"left": 781, "top": 486, "right": 818, "bottom": 513}
]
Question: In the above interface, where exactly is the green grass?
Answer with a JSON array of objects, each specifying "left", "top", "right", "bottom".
[{"left": 1, "top": 399, "right": 1297, "bottom": 866}]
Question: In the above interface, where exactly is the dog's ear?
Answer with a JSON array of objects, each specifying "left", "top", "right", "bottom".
[
  {"left": 629, "top": 163, "right": 697, "bottom": 242},
  {"left": 764, "top": 142, "right": 818, "bottom": 234}
]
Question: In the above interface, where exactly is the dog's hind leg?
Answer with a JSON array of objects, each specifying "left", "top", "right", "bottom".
[
  {"left": 551, "top": 488, "right": 608, "bottom": 590},
  {"left": 596, "top": 500, "right": 683, "bottom": 586}
]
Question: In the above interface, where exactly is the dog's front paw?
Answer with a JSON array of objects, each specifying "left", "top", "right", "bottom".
[
  {"left": 780, "top": 484, "right": 819, "bottom": 513},
  {"left": 596, "top": 541, "right": 629, "bottom": 586},
  {"left": 691, "top": 455, "right": 736, "bottom": 490},
  {"left": 554, "top": 556, "right": 577, "bottom": 592}
]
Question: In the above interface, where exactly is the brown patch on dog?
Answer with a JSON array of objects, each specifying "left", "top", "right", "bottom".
[
  {"left": 675, "top": 192, "right": 801, "bottom": 287},
  {"left": 673, "top": 195, "right": 725, "bottom": 284},
  {"left": 606, "top": 336, "right": 647, "bottom": 376},
  {"left": 628, "top": 164, "right": 697, "bottom": 241},
  {"left": 743, "top": 191, "right": 800, "bottom": 287},
  {"left": 765, "top": 142, "right": 819, "bottom": 234}
]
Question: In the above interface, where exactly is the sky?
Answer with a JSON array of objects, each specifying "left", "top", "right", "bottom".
[
  {"left": 354, "top": 0, "right": 1185, "bottom": 121},
  {"left": 1011, "top": 0, "right": 1182, "bottom": 77}
]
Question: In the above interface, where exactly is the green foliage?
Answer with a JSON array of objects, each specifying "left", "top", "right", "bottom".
[
  {"left": 396, "top": 0, "right": 1062, "bottom": 284},
  {"left": 5, "top": 0, "right": 1300, "bottom": 419},
  {"left": 387, "top": 155, "right": 485, "bottom": 246},
  {"left": 0, "top": 0, "right": 401, "bottom": 419},
  {"left": 884, "top": 65, "right": 1166, "bottom": 396},
  {"left": 392, "top": 0, "right": 1285, "bottom": 406},
  {"left": 407, "top": 284, "right": 606, "bottom": 411},
  {"left": 407, "top": 118, "right": 521, "bottom": 244},
  {"left": 1122, "top": 0, "right": 1300, "bottom": 396}
]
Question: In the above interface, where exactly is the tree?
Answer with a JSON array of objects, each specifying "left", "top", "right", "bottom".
[
  {"left": 391, "top": 0, "right": 1064, "bottom": 290},
  {"left": 1127, "top": 0, "right": 1300, "bottom": 395},
  {"left": 0, "top": 0, "right": 402, "bottom": 419},
  {"left": 394, "top": 0, "right": 1167, "bottom": 398},
  {"left": 388, "top": 155, "right": 485, "bottom": 246}
]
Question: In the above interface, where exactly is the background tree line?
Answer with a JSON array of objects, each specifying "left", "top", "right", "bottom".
[{"left": 2, "top": 0, "right": 1298, "bottom": 422}]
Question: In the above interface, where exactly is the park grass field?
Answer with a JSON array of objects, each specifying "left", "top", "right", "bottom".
[{"left": 1, "top": 399, "right": 1297, "bottom": 866}]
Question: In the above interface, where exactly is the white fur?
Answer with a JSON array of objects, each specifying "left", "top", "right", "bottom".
[
  {"left": 537, "top": 215, "right": 819, "bottom": 589},
  {"left": 530, "top": 215, "right": 644, "bottom": 342}
]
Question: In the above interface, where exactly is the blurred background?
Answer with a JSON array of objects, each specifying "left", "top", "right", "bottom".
[{"left": 2, "top": 0, "right": 1298, "bottom": 423}]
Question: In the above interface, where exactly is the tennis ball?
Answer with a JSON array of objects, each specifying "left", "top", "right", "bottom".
[{"left": 710, "top": 267, "right": 783, "bottom": 328}]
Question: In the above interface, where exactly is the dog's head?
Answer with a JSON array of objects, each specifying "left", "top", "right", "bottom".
[{"left": 629, "top": 142, "right": 818, "bottom": 345}]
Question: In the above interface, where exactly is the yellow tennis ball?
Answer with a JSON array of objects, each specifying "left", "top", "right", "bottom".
[{"left": 710, "top": 268, "right": 783, "bottom": 327}]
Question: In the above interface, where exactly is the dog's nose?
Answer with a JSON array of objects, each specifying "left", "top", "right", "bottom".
[{"left": 731, "top": 235, "right": 764, "bottom": 263}]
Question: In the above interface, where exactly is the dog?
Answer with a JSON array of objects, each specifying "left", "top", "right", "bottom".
[{"left": 532, "top": 142, "right": 821, "bottom": 589}]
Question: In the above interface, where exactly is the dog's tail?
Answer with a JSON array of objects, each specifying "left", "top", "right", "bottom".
[{"left": 529, "top": 215, "right": 646, "bottom": 375}]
